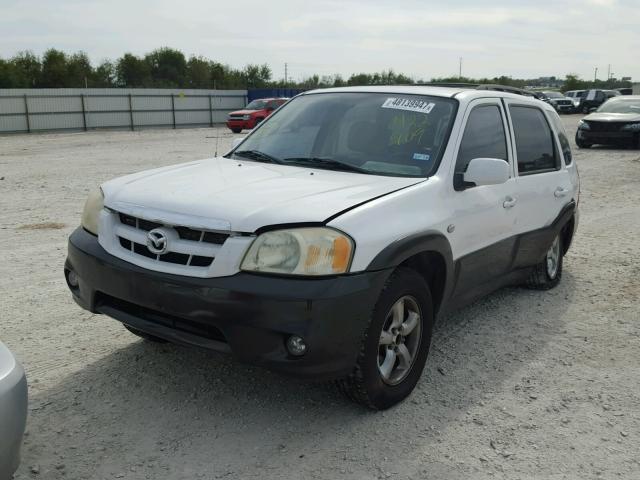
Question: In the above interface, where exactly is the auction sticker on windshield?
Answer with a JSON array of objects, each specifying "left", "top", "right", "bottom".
[{"left": 382, "top": 98, "right": 435, "bottom": 114}]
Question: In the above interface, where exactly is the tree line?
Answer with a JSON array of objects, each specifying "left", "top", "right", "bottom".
[{"left": 0, "top": 47, "right": 632, "bottom": 91}]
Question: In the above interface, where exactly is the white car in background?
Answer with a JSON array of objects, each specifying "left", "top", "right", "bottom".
[
  {"left": 66, "top": 85, "right": 579, "bottom": 409},
  {"left": 0, "top": 341, "right": 28, "bottom": 478}
]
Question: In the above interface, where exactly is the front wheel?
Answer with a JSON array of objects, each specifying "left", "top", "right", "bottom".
[
  {"left": 575, "top": 133, "right": 592, "bottom": 149},
  {"left": 337, "top": 267, "right": 434, "bottom": 410},
  {"left": 230, "top": 128, "right": 242, "bottom": 134},
  {"left": 526, "top": 234, "right": 563, "bottom": 290}
]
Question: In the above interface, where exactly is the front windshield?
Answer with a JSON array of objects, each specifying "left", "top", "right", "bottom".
[
  {"left": 245, "top": 100, "right": 267, "bottom": 110},
  {"left": 597, "top": 98, "right": 640, "bottom": 114},
  {"left": 544, "top": 91, "right": 564, "bottom": 98},
  {"left": 231, "top": 93, "right": 457, "bottom": 177}
]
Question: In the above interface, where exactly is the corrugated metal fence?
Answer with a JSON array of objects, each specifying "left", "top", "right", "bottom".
[{"left": 0, "top": 88, "right": 248, "bottom": 134}]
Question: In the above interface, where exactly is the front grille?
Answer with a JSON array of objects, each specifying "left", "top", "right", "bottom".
[
  {"left": 114, "top": 212, "right": 229, "bottom": 268},
  {"left": 118, "top": 213, "right": 226, "bottom": 245},
  {"left": 585, "top": 121, "right": 625, "bottom": 132},
  {"left": 556, "top": 100, "right": 572, "bottom": 106},
  {"left": 95, "top": 293, "right": 227, "bottom": 344},
  {"left": 228, "top": 114, "right": 245, "bottom": 119}
]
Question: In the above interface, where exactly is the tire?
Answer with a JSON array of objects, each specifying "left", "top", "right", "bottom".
[
  {"left": 575, "top": 133, "right": 592, "bottom": 149},
  {"left": 582, "top": 106, "right": 590, "bottom": 114},
  {"left": 526, "top": 234, "right": 563, "bottom": 290},
  {"left": 231, "top": 128, "right": 242, "bottom": 134},
  {"left": 124, "top": 324, "right": 168, "bottom": 343},
  {"left": 252, "top": 118, "right": 263, "bottom": 128},
  {"left": 337, "top": 267, "right": 434, "bottom": 410}
]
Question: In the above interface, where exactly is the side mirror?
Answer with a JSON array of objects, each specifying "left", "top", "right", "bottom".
[
  {"left": 232, "top": 137, "right": 245, "bottom": 149},
  {"left": 463, "top": 158, "right": 510, "bottom": 187}
]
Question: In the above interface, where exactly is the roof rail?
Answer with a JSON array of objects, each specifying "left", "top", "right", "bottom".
[
  {"left": 423, "top": 82, "right": 539, "bottom": 98},
  {"left": 475, "top": 84, "right": 539, "bottom": 97},
  {"left": 422, "top": 82, "right": 480, "bottom": 88}
]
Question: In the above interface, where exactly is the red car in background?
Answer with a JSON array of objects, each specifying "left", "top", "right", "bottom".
[{"left": 226, "top": 98, "right": 288, "bottom": 133}]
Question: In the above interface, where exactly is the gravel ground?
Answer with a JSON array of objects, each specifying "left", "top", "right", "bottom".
[{"left": 1, "top": 116, "right": 639, "bottom": 480}]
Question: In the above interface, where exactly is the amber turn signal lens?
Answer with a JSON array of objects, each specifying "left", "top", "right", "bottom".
[{"left": 332, "top": 236, "right": 351, "bottom": 272}]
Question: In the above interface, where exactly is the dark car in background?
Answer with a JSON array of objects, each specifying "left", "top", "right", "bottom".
[
  {"left": 539, "top": 91, "right": 574, "bottom": 113},
  {"left": 226, "top": 98, "right": 288, "bottom": 133},
  {"left": 576, "top": 96, "right": 640, "bottom": 148},
  {"left": 579, "top": 89, "right": 620, "bottom": 113}
]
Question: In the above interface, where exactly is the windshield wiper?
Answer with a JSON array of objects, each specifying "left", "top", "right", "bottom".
[
  {"left": 233, "top": 150, "right": 284, "bottom": 164},
  {"left": 283, "top": 157, "right": 371, "bottom": 174}
]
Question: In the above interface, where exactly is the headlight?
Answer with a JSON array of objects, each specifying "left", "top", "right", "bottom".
[
  {"left": 242, "top": 114, "right": 251, "bottom": 120},
  {"left": 621, "top": 123, "right": 640, "bottom": 131},
  {"left": 578, "top": 120, "right": 590, "bottom": 130},
  {"left": 81, "top": 187, "right": 104, "bottom": 235},
  {"left": 241, "top": 227, "right": 354, "bottom": 276},
  {"left": 572, "top": 99, "right": 581, "bottom": 107}
]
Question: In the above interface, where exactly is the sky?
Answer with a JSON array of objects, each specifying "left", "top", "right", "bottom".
[{"left": 1, "top": 0, "right": 639, "bottom": 82}]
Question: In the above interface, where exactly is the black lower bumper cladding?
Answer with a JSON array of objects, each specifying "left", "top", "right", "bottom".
[{"left": 65, "top": 228, "right": 391, "bottom": 380}]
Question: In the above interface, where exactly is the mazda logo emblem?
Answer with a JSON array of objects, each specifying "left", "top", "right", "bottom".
[{"left": 146, "top": 228, "right": 169, "bottom": 255}]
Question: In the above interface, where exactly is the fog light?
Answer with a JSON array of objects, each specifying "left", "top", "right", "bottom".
[
  {"left": 67, "top": 270, "right": 79, "bottom": 288},
  {"left": 286, "top": 335, "right": 307, "bottom": 356}
]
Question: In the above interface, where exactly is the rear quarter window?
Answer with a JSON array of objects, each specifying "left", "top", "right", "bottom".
[{"left": 548, "top": 112, "right": 572, "bottom": 165}]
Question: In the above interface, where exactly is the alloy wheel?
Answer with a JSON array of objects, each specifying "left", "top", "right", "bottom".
[
  {"left": 377, "top": 295, "right": 422, "bottom": 385},
  {"left": 546, "top": 236, "right": 561, "bottom": 279}
]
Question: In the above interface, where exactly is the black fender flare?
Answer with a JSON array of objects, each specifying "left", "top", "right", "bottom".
[{"left": 366, "top": 231, "right": 455, "bottom": 313}]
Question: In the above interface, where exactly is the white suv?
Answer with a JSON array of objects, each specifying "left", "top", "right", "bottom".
[{"left": 65, "top": 86, "right": 579, "bottom": 409}]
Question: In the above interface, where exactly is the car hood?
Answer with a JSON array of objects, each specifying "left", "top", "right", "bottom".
[
  {"left": 229, "top": 109, "right": 261, "bottom": 115},
  {"left": 102, "top": 157, "right": 423, "bottom": 232},
  {"left": 584, "top": 112, "right": 640, "bottom": 122}
]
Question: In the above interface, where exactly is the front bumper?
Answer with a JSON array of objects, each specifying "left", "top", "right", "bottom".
[
  {"left": 65, "top": 228, "right": 390, "bottom": 380},
  {"left": 226, "top": 119, "right": 254, "bottom": 130},
  {"left": 577, "top": 128, "right": 638, "bottom": 145},
  {"left": 554, "top": 103, "right": 573, "bottom": 112},
  {"left": 0, "top": 345, "right": 28, "bottom": 479}
]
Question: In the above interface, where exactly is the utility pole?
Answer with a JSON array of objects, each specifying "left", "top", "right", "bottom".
[
  {"left": 459, "top": 57, "right": 462, "bottom": 78},
  {"left": 594, "top": 67, "right": 598, "bottom": 82},
  {"left": 284, "top": 63, "right": 288, "bottom": 87},
  {"left": 607, "top": 64, "right": 611, "bottom": 80}
]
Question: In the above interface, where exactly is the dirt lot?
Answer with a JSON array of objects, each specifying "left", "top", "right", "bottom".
[{"left": 1, "top": 116, "right": 639, "bottom": 480}]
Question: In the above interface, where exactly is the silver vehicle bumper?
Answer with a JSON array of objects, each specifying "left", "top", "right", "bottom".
[{"left": 0, "top": 343, "right": 28, "bottom": 479}]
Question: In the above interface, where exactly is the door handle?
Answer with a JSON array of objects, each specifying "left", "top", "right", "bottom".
[
  {"left": 503, "top": 196, "right": 517, "bottom": 209},
  {"left": 554, "top": 187, "right": 569, "bottom": 198}
]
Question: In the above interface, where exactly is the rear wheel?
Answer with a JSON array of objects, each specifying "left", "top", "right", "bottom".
[
  {"left": 337, "top": 267, "right": 434, "bottom": 410},
  {"left": 124, "top": 324, "right": 168, "bottom": 343},
  {"left": 231, "top": 128, "right": 242, "bottom": 134},
  {"left": 526, "top": 234, "right": 563, "bottom": 290}
]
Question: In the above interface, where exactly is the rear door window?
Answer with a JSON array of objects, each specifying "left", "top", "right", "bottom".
[{"left": 509, "top": 106, "right": 559, "bottom": 175}]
